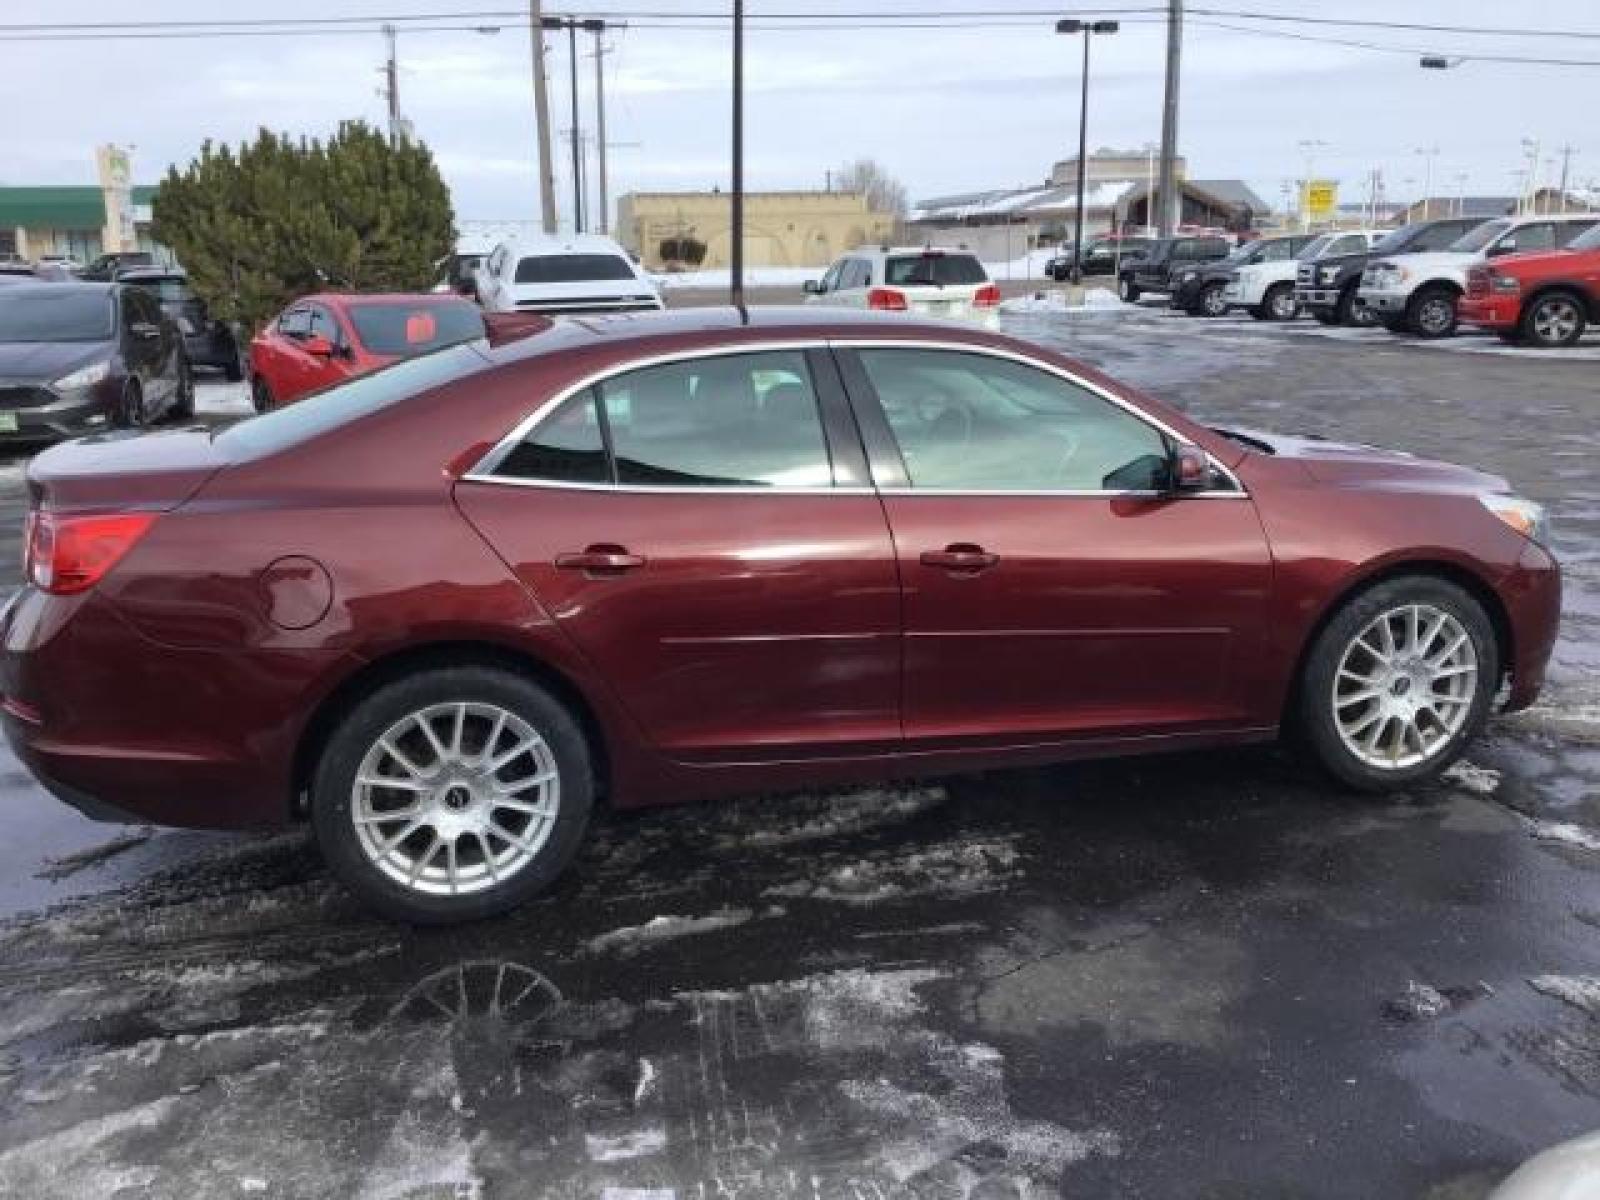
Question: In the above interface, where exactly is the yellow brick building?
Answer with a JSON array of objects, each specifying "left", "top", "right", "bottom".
[{"left": 615, "top": 190, "right": 896, "bottom": 270}]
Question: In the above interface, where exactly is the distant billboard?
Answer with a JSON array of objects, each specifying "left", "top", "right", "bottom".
[{"left": 1301, "top": 179, "right": 1337, "bottom": 222}]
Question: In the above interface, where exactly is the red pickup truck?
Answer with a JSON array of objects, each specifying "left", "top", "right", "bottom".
[{"left": 1459, "top": 223, "right": 1600, "bottom": 348}]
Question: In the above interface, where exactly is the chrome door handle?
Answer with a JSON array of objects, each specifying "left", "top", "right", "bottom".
[
  {"left": 919, "top": 544, "right": 999, "bottom": 573},
  {"left": 555, "top": 546, "right": 645, "bottom": 574}
]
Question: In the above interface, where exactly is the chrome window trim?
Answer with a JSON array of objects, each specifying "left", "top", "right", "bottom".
[{"left": 462, "top": 334, "right": 1248, "bottom": 499}]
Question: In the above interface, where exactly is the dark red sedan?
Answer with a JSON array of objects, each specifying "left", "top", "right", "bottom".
[
  {"left": 247, "top": 291, "right": 486, "bottom": 412},
  {"left": 2, "top": 309, "right": 1560, "bottom": 923}
]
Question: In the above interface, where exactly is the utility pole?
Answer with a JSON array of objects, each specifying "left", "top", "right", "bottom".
[
  {"left": 592, "top": 30, "right": 610, "bottom": 234},
  {"left": 731, "top": 0, "right": 745, "bottom": 309},
  {"left": 1155, "top": 0, "right": 1183, "bottom": 236},
  {"left": 529, "top": 0, "right": 558, "bottom": 234},
  {"left": 566, "top": 21, "right": 582, "bottom": 231},
  {"left": 381, "top": 24, "right": 401, "bottom": 145},
  {"left": 1557, "top": 143, "right": 1576, "bottom": 214}
]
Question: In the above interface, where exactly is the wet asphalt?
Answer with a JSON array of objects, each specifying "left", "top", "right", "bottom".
[{"left": 1, "top": 301, "right": 1598, "bottom": 1199}]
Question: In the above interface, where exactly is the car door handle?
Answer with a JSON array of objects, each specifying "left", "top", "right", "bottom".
[
  {"left": 555, "top": 546, "right": 646, "bottom": 574},
  {"left": 920, "top": 544, "right": 999, "bottom": 573}
]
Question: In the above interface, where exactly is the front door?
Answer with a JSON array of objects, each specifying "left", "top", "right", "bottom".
[
  {"left": 837, "top": 344, "right": 1274, "bottom": 749},
  {"left": 454, "top": 346, "right": 902, "bottom": 762}
]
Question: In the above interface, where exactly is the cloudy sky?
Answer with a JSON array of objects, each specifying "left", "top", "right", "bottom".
[{"left": 3, "top": 1, "right": 1598, "bottom": 226}]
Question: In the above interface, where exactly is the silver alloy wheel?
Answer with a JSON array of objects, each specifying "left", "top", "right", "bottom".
[
  {"left": 1202, "top": 284, "right": 1228, "bottom": 316},
  {"left": 1270, "top": 288, "right": 1298, "bottom": 320},
  {"left": 1531, "top": 296, "right": 1581, "bottom": 345},
  {"left": 1332, "top": 604, "right": 1478, "bottom": 770},
  {"left": 352, "top": 701, "right": 560, "bottom": 896},
  {"left": 1417, "top": 296, "right": 1454, "bottom": 335}
]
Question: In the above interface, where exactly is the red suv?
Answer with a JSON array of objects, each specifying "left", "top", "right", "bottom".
[
  {"left": 1459, "top": 223, "right": 1600, "bottom": 347},
  {"left": 248, "top": 292, "right": 485, "bottom": 411},
  {"left": 3, "top": 309, "right": 1561, "bottom": 923}
]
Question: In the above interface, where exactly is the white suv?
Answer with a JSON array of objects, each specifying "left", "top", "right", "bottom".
[
  {"left": 804, "top": 246, "right": 1001, "bottom": 327},
  {"left": 477, "top": 234, "right": 663, "bottom": 316},
  {"left": 1359, "top": 213, "right": 1600, "bottom": 338}
]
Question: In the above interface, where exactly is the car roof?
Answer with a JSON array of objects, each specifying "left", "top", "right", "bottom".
[
  {"left": 299, "top": 292, "right": 477, "bottom": 307},
  {"left": 499, "top": 232, "right": 632, "bottom": 256},
  {"left": 117, "top": 267, "right": 185, "bottom": 281},
  {"left": 479, "top": 305, "right": 1012, "bottom": 369},
  {"left": 0, "top": 281, "right": 115, "bottom": 297}
]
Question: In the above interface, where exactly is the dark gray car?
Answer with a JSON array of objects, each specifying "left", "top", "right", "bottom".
[
  {"left": 0, "top": 283, "right": 192, "bottom": 442},
  {"left": 117, "top": 267, "right": 245, "bottom": 380}
]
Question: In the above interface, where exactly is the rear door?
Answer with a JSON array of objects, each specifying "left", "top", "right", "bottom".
[
  {"left": 118, "top": 288, "right": 165, "bottom": 403},
  {"left": 455, "top": 345, "right": 902, "bottom": 762},
  {"left": 836, "top": 342, "right": 1275, "bottom": 748}
]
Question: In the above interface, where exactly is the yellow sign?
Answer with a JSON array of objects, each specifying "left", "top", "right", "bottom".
[{"left": 1301, "top": 179, "right": 1337, "bottom": 221}]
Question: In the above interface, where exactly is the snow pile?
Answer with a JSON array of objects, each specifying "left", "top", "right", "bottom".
[
  {"left": 1528, "top": 819, "right": 1600, "bottom": 853},
  {"left": 1383, "top": 981, "right": 1452, "bottom": 1022},
  {"left": 707, "top": 785, "right": 947, "bottom": 851},
  {"left": 584, "top": 1127, "right": 667, "bottom": 1163},
  {"left": 765, "top": 838, "right": 1020, "bottom": 906},
  {"left": 584, "top": 907, "right": 752, "bottom": 956},
  {"left": 1530, "top": 975, "right": 1600, "bottom": 1019},
  {"left": 999, "top": 287, "right": 1126, "bottom": 315},
  {"left": 1441, "top": 761, "right": 1502, "bottom": 797}
]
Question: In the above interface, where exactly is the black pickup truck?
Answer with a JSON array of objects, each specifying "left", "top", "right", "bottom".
[
  {"left": 1295, "top": 216, "right": 1486, "bottom": 326},
  {"left": 1117, "top": 235, "right": 1233, "bottom": 302}
]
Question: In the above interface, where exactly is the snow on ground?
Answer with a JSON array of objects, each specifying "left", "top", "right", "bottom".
[
  {"left": 1000, "top": 286, "right": 1126, "bottom": 315},
  {"left": 196, "top": 377, "right": 254, "bottom": 418},
  {"left": 1527, "top": 818, "right": 1600, "bottom": 853},
  {"left": 764, "top": 838, "right": 1020, "bottom": 906},
  {"left": 1442, "top": 761, "right": 1503, "bottom": 797},
  {"left": 1530, "top": 975, "right": 1600, "bottom": 1019},
  {"left": 583, "top": 908, "right": 753, "bottom": 957}
]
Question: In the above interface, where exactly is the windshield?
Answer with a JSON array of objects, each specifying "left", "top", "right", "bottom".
[
  {"left": 1372, "top": 225, "right": 1423, "bottom": 254},
  {"left": 0, "top": 289, "right": 114, "bottom": 342},
  {"left": 1298, "top": 235, "right": 1334, "bottom": 260},
  {"left": 217, "top": 342, "right": 487, "bottom": 459},
  {"left": 514, "top": 254, "right": 636, "bottom": 284},
  {"left": 1449, "top": 219, "right": 1513, "bottom": 253},
  {"left": 347, "top": 301, "right": 485, "bottom": 356},
  {"left": 1568, "top": 224, "right": 1600, "bottom": 252},
  {"left": 884, "top": 254, "right": 988, "bottom": 286}
]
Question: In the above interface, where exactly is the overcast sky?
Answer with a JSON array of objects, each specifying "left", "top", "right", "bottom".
[{"left": 4, "top": 1, "right": 1598, "bottom": 227}]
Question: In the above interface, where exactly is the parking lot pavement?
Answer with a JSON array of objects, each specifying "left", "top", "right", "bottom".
[{"left": 2, "top": 335, "right": 1599, "bottom": 1198}]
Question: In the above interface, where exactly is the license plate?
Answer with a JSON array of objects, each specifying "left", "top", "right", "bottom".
[{"left": 0, "top": 413, "right": 17, "bottom": 433}]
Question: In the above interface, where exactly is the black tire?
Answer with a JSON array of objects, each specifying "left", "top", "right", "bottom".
[
  {"left": 171, "top": 356, "right": 195, "bottom": 420},
  {"left": 1118, "top": 276, "right": 1140, "bottom": 303},
  {"left": 1262, "top": 283, "right": 1299, "bottom": 322},
  {"left": 1197, "top": 282, "right": 1229, "bottom": 318},
  {"left": 311, "top": 666, "right": 594, "bottom": 924},
  {"left": 116, "top": 380, "right": 144, "bottom": 429},
  {"left": 1519, "top": 290, "right": 1588, "bottom": 349},
  {"left": 251, "top": 376, "right": 274, "bottom": 414},
  {"left": 1407, "top": 284, "right": 1459, "bottom": 339},
  {"left": 1336, "top": 285, "right": 1376, "bottom": 327},
  {"left": 1380, "top": 317, "right": 1410, "bottom": 334},
  {"left": 1294, "top": 576, "right": 1498, "bottom": 792},
  {"left": 1312, "top": 310, "right": 1340, "bottom": 326},
  {"left": 223, "top": 337, "right": 245, "bottom": 382}
]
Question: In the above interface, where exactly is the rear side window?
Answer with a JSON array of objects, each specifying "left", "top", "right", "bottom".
[
  {"left": 1556, "top": 221, "right": 1599, "bottom": 247},
  {"left": 218, "top": 343, "right": 487, "bottom": 459},
  {"left": 514, "top": 254, "right": 636, "bottom": 284},
  {"left": 884, "top": 254, "right": 987, "bottom": 286},
  {"left": 496, "top": 351, "right": 834, "bottom": 488},
  {"left": 348, "top": 302, "right": 485, "bottom": 356}
]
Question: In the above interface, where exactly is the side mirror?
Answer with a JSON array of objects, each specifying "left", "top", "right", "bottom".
[
  {"left": 1167, "top": 443, "right": 1210, "bottom": 493},
  {"left": 1487, "top": 241, "right": 1515, "bottom": 258},
  {"left": 802, "top": 279, "right": 823, "bottom": 294},
  {"left": 301, "top": 333, "right": 336, "bottom": 357}
]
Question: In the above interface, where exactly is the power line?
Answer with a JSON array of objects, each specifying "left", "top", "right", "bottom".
[
  {"left": 1188, "top": 7, "right": 1600, "bottom": 42},
  {"left": 1188, "top": 17, "right": 1600, "bottom": 68}
]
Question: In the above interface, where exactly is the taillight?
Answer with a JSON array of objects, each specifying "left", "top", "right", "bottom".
[
  {"left": 867, "top": 287, "right": 908, "bottom": 311},
  {"left": 973, "top": 282, "right": 1001, "bottom": 308},
  {"left": 27, "top": 511, "right": 156, "bottom": 595}
]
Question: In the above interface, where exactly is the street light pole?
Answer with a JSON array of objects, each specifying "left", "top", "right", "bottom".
[
  {"left": 1415, "top": 145, "right": 1439, "bottom": 219},
  {"left": 591, "top": 24, "right": 610, "bottom": 234},
  {"left": 567, "top": 21, "right": 582, "bottom": 231},
  {"left": 529, "top": 0, "right": 558, "bottom": 233},
  {"left": 1156, "top": 0, "right": 1183, "bottom": 237},
  {"left": 1056, "top": 19, "right": 1118, "bottom": 284}
]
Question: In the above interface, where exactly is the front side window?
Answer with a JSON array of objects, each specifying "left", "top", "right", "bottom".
[
  {"left": 1495, "top": 224, "right": 1556, "bottom": 255},
  {"left": 1256, "top": 240, "right": 1294, "bottom": 263},
  {"left": 497, "top": 351, "right": 834, "bottom": 489},
  {"left": 857, "top": 348, "right": 1171, "bottom": 492},
  {"left": 278, "top": 307, "right": 311, "bottom": 338},
  {"left": 307, "top": 306, "right": 342, "bottom": 345}
]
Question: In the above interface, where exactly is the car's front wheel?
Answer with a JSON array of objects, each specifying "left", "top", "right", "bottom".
[
  {"left": 1408, "top": 285, "right": 1459, "bottom": 338},
  {"left": 1118, "top": 277, "right": 1140, "bottom": 303},
  {"left": 1295, "top": 576, "right": 1497, "bottom": 790},
  {"left": 1521, "top": 291, "right": 1588, "bottom": 348},
  {"left": 311, "top": 666, "right": 594, "bottom": 924},
  {"left": 1261, "top": 283, "right": 1298, "bottom": 322},
  {"left": 1198, "top": 282, "right": 1229, "bottom": 318}
]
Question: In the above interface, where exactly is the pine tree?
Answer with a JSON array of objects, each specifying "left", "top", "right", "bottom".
[{"left": 152, "top": 123, "right": 456, "bottom": 331}]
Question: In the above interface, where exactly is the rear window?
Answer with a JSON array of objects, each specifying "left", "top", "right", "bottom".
[
  {"left": 514, "top": 254, "right": 636, "bottom": 284},
  {"left": 0, "top": 289, "right": 113, "bottom": 342},
  {"left": 217, "top": 342, "right": 487, "bottom": 459},
  {"left": 347, "top": 301, "right": 485, "bottom": 355},
  {"left": 884, "top": 254, "right": 988, "bottom": 286}
]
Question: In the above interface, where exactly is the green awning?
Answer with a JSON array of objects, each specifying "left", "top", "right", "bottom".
[{"left": 0, "top": 184, "right": 158, "bottom": 230}]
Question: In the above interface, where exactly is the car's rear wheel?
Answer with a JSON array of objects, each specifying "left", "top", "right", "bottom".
[
  {"left": 1262, "top": 283, "right": 1298, "bottom": 322},
  {"left": 1295, "top": 576, "right": 1497, "bottom": 791},
  {"left": 311, "top": 666, "right": 594, "bottom": 924},
  {"left": 1408, "top": 285, "right": 1459, "bottom": 338},
  {"left": 1118, "top": 277, "right": 1140, "bottom": 303},
  {"left": 251, "top": 376, "right": 274, "bottom": 414},
  {"left": 1521, "top": 291, "right": 1587, "bottom": 348},
  {"left": 1336, "top": 286, "right": 1376, "bottom": 327}
]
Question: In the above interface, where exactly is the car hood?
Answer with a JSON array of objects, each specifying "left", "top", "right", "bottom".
[
  {"left": 1372, "top": 251, "right": 1479, "bottom": 273},
  {"left": 1307, "top": 251, "right": 1371, "bottom": 269},
  {"left": 1219, "top": 427, "right": 1508, "bottom": 492},
  {"left": 0, "top": 341, "right": 113, "bottom": 384},
  {"left": 1483, "top": 248, "right": 1580, "bottom": 273},
  {"left": 1235, "top": 261, "right": 1299, "bottom": 282}
]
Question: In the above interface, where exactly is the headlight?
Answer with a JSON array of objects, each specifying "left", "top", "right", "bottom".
[
  {"left": 52, "top": 361, "right": 111, "bottom": 390},
  {"left": 1479, "top": 493, "right": 1549, "bottom": 546},
  {"left": 1490, "top": 274, "right": 1521, "bottom": 293}
]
